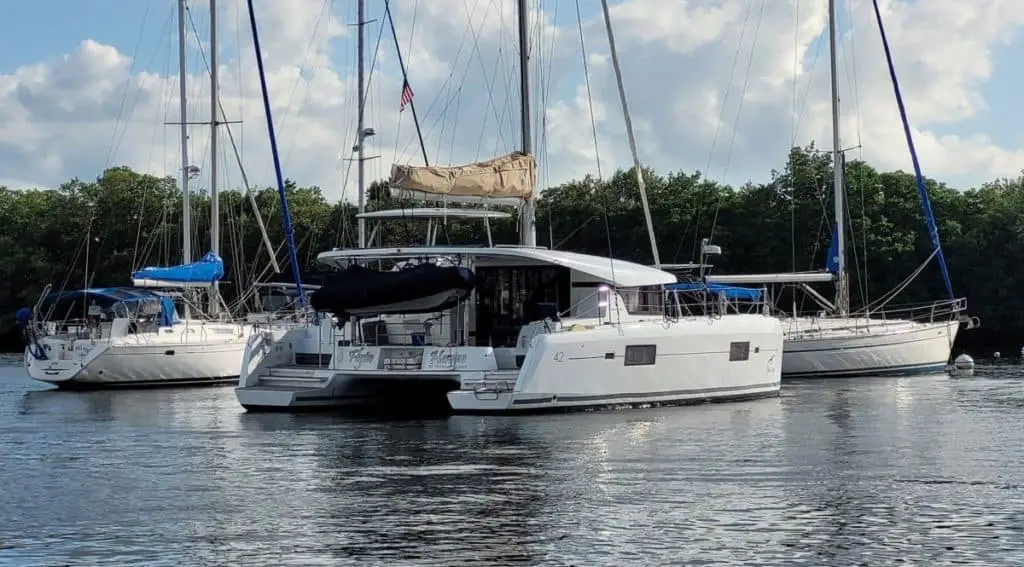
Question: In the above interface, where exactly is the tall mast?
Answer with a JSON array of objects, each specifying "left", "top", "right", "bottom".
[
  {"left": 600, "top": 0, "right": 660, "bottom": 268},
  {"left": 209, "top": 0, "right": 221, "bottom": 313},
  {"left": 356, "top": 0, "right": 367, "bottom": 248},
  {"left": 828, "top": 0, "right": 848, "bottom": 315},
  {"left": 178, "top": 0, "right": 191, "bottom": 266},
  {"left": 516, "top": 0, "right": 536, "bottom": 247}
]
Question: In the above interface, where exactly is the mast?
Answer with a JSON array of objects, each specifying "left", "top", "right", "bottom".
[
  {"left": 600, "top": 0, "right": 660, "bottom": 268},
  {"left": 178, "top": 0, "right": 191, "bottom": 267},
  {"left": 357, "top": 0, "right": 367, "bottom": 248},
  {"left": 516, "top": 0, "right": 536, "bottom": 247},
  {"left": 827, "top": 0, "right": 849, "bottom": 315},
  {"left": 177, "top": 0, "right": 192, "bottom": 319},
  {"left": 246, "top": 0, "right": 307, "bottom": 307},
  {"left": 208, "top": 0, "right": 221, "bottom": 314}
]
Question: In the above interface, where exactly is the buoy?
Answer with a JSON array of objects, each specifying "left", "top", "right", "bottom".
[
  {"left": 951, "top": 353, "right": 975, "bottom": 377},
  {"left": 994, "top": 351, "right": 1001, "bottom": 360}
]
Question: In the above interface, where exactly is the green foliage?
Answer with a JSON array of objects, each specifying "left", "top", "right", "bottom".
[{"left": 1, "top": 147, "right": 1019, "bottom": 333}]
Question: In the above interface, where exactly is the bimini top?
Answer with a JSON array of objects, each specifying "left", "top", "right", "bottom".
[
  {"left": 132, "top": 251, "right": 225, "bottom": 288},
  {"left": 316, "top": 246, "right": 676, "bottom": 288},
  {"left": 355, "top": 207, "right": 511, "bottom": 221},
  {"left": 666, "top": 282, "right": 763, "bottom": 301},
  {"left": 41, "top": 287, "right": 162, "bottom": 307}
]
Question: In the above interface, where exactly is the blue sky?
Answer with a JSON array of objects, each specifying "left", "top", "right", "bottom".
[{"left": 1, "top": 0, "right": 1022, "bottom": 194}]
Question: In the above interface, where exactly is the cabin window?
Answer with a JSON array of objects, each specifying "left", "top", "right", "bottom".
[
  {"left": 729, "top": 341, "right": 750, "bottom": 361},
  {"left": 474, "top": 266, "right": 571, "bottom": 347},
  {"left": 624, "top": 344, "right": 657, "bottom": 366},
  {"left": 618, "top": 285, "right": 665, "bottom": 315}
]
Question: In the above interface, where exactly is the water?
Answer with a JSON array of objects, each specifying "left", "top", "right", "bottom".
[{"left": 1, "top": 357, "right": 1024, "bottom": 566}]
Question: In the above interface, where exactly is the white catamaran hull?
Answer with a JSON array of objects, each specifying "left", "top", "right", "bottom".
[
  {"left": 780, "top": 318, "right": 959, "bottom": 378},
  {"left": 25, "top": 322, "right": 252, "bottom": 388},
  {"left": 235, "top": 314, "right": 784, "bottom": 413}
]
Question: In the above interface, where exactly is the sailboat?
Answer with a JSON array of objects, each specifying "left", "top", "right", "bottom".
[
  {"left": 21, "top": 0, "right": 257, "bottom": 388},
  {"left": 234, "top": 0, "right": 785, "bottom": 413},
  {"left": 704, "top": 0, "right": 973, "bottom": 378}
]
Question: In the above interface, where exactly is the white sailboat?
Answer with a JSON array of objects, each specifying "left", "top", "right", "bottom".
[
  {"left": 234, "top": 0, "right": 785, "bottom": 413},
  {"left": 704, "top": 0, "right": 973, "bottom": 378},
  {"left": 21, "top": 0, "right": 256, "bottom": 388}
]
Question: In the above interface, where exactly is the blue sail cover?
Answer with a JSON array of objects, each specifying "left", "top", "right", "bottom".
[
  {"left": 826, "top": 223, "right": 840, "bottom": 274},
  {"left": 132, "top": 251, "right": 225, "bottom": 287},
  {"left": 667, "top": 282, "right": 763, "bottom": 301}
]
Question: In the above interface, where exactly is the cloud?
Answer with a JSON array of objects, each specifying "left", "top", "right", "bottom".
[{"left": 0, "top": 0, "right": 1022, "bottom": 199}]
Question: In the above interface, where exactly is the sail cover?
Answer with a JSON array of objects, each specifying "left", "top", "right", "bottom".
[
  {"left": 389, "top": 151, "right": 537, "bottom": 201},
  {"left": 310, "top": 263, "right": 476, "bottom": 318},
  {"left": 132, "top": 251, "right": 225, "bottom": 288}
]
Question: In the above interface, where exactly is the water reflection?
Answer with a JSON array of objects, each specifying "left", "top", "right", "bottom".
[{"left": 1, "top": 365, "right": 1024, "bottom": 564}]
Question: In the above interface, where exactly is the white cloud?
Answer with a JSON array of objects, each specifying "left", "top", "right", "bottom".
[{"left": 1, "top": 0, "right": 1022, "bottom": 199}]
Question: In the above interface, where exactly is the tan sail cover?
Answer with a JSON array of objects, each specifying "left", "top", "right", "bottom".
[{"left": 389, "top": 151, "right": 536, "bottom": 201}]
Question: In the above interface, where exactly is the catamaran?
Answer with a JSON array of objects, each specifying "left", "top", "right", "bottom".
[{"left": 234, "top": 0, "right": 785, "bottom": 414}]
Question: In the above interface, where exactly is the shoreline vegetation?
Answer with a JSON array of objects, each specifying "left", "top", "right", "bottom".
[{"left": 2, "top": 146, "right": 1019, "bottom": 355}]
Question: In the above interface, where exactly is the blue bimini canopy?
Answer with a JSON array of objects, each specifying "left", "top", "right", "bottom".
[
  {"left": 132, "top": 251, "right": 225, "bottom": 288},
  {"left": 666, "top": 282, "right": 763, "bottom": 301},
  {"left": 37, "top": 286, "right": 180, "bottom": 326},
  {"left": 41, "top": 287, "right": 161, "bottom": 308}
]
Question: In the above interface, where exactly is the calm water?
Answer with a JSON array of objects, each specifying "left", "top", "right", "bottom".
[{"left": 1, "top": 357, "right": 1024, "bottom": 566}]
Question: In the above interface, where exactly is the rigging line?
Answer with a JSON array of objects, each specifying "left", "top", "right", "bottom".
[
  {"left": 111, "top": 7, "right": 175, "bottom": 164},
  {"left": 540, "top": 0, "right": 560, "bottom": 159},
  {"left": 575, "top": 0, "right": 601, "bottom": 180},
  {"left": 460, "top": 0, "right": 512, "bottom": 158},
  {"left": 689, "top": 0, "right": 755, "bottom": 261},
  {"left": 789, "top": 0, "right": 800, "bottom": 275},
  {"left": 843, "top": 0, "right": 864, "bottom": 152},
  {"left": 870, "top": 0, "right": 954, "bottom": 300},
  {"left": 184, "top": 7, "right": 279, "bottom": 275},
  {"left": 104, "top": 0, "right": 157, "bottom": 167},
  {"left": 447, "top": 88, "right": 464, "bottom": 164},
  {"left": 133, "top": 40, "right": 176, "bottom": 273},
  {"left": 790, "top": 33, "right": 825, "bottom": 147},
  {"left": 384, "top": 0, "right": 429, "bottom": 165},
  {"left": 709, "top": 0, "right": 766, "bottom": 240},
  {"left": 410, "top": 2, "right": 476, "bottom": 126},
  {"left": 403, "top": 0, "right": 478, "bottom": 161},
  {"left": 842, "top": 0, "right": 869, "bottom": 308},
  {"left": 260, "top": 0, "right": 333, "bottom": 182}
]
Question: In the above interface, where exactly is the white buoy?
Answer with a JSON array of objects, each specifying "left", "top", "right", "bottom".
[
  {"left": 994, "top": 351, "right": 1002, "bottom": 360},
  {"left": 951, "top": 353, "right": 975, "bottom": 377}
]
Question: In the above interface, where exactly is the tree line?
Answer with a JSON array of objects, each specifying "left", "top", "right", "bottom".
[{"left": 1, "top": 146, "right": 1018, "bottom": 353}]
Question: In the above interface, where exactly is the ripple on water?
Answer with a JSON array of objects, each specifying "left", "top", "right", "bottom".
[{"left": 1, "top": 363, "right": 1024, "bottom": 564}]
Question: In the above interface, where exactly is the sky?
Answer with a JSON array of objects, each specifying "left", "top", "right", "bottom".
[{"left": 1, "top": 0, "right": 1022, "bottom": 202}]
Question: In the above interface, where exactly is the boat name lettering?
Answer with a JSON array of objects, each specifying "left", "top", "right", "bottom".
[
  {"left": 348, "top": 349, "right": 375, "bottom": 367},
  {"left": 427, "top": 349, "right": 468, "bottom": 368}
]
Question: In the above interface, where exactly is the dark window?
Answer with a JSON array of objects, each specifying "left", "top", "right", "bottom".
[
  {"left": 729, "top": 341, "right": 750, "bottom": 361},
  {"left": 624, "top": 344, "right": 657, "bottom": 366}
]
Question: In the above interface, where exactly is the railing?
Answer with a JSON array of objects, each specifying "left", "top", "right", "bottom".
[{"left": 779, "top": 297, "right": 968, "bottom": 337}]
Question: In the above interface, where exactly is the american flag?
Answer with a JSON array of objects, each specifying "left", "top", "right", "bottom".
[{"left": 399, "top": 80, "right": 414, "bottom": 112}]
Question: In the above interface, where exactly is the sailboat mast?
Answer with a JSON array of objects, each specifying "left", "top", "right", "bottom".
[
  {"left": 827, "top": 0, "right": 848, "bottom": 315},
  {"left": 357, "top": 0, "right": 367, "bottom": 248},
  {"left": 600, "top": 0, "right": 660, "bottom": 267},
  {"left": 516, "top": 0, "right": 536, "bottom": 247},
  {"left": 208, "top": 0, "right": 221, "bottom": 314},
  {"left": 178, "top": 0, "right": 191, "bottom": 266}
]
